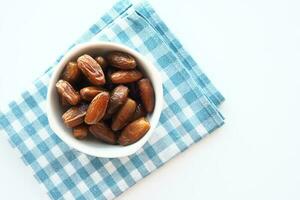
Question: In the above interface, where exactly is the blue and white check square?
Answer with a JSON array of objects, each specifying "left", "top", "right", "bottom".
[{"left": 0, "top": 0, "right": 225, "bottom": 199}]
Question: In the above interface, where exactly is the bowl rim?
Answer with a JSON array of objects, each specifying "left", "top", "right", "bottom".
[{"left": 47, "top": 41, "right": 163, "bottom": 158}]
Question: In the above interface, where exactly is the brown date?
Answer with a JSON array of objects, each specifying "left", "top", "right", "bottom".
[
  {"left": 60, "top": 96, "right": 70, "bottom": 108},
  {"left": 127, "top": 83, "right": 140, "bottom": 101},
  {"left": 110, "top": 70, "right": 143, "bottom": 84},
  {"left": 130, "top": 103, "right": 146, "bottom": 122},
  {"left": 118, "top": 117, "right": 150, "bottom": 146},
  {"left": 95, "top": 56, "right": 108, "bottom": 71},
  {"left": 80, "top": 86, "right": 104, "bottom": 101},
  {"left": 73, "top": 124, "right": 89, "bottom": 139},
  {"left": 111, "top": 98, "right": 136, "bottom": 131},
  {"left": 62, "top": 104, "right": 88, "bottom": 128},
  {"left": 138, "top": 78, "right": 155, "bottom": 113},
  {"left": 106, "top": 51, "right": 136, "bottom": 70},
  {"left": 89, "top": 122, "right": 117, "bottom": 144},
  {"left": 106, "top": 85, "right": 129, "bottom": 116},
  {"left": 56, "top": 79, "right": 81, "bottom": 105},
  {"left": 77, "top": 54, "right": 106, "bottom": 85},
  {"left": 61, "top": 61, "right": 81, "bottom": 84},
  {"left": 84, "top": 92, "right": 110, "bottom": 124},
  {"left": 104, "top": 69, "right": 115, "bottom": 90}
]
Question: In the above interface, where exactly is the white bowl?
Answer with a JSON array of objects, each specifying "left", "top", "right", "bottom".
[{"left": 47, "top": 42, "right": 163, "bottom": 158}]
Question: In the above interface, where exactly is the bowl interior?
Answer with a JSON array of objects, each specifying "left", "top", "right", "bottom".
[{"left": 47, "top": 42, "right": 163, "bottom": 158}]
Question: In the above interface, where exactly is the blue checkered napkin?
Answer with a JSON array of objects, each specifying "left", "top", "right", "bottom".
[{"left": 0, "top": 1, "right": 224, "bottom": 200}]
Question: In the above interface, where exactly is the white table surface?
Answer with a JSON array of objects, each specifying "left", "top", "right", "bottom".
[{"left": 1, "top": 0, "right": 300, "bottom": 199}]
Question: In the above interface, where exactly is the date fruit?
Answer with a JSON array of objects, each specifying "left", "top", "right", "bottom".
[
  {"left": 61, "top": 61, "right": 81, "bottom": 84},
  {"left": 107, "top": 51, "right": 137, "bottom": 70},
  {"left": 130, "top": 103, "right": 146, "bottom": 122},
  {"left": 84, "top": 91, "right": 110, "bottom": 124},
  {"left": 127, "top": 83, "right": 140, "bottom": 101},
  {"left": 73, "top": 124, "right": 89, "bottom": 139},
  {"left": 77, "top": 54, "right": 106, "bottom": 85},
  {"left": 110, "top": 70, "right": 143, "bottom": 84},
  {"left": 118, "top": 117, "right": 150, "bottom": 146},
  {"left": 104, "top": 69, "right": 114, "bottom": 90},
  {"left": 95, "top": 56, "right": 108, "bottom": 71},
  {"left": 89, "top": 122, "right": 117, "bottom": 144},
  {"left": 138, "top": 78, "right": 155, "bottom": 113},
  {"left": 106, "top": 85, "right": 129, "bottom": 116},
  {"left": 62, "top": 104, "right": 88, "bottom": 128},
  {"left": 56, "top": 79, "right": 81, "bottom": 105},
  {"left": 80, "top": 86, "right": 104, "bottom": 101},
  {"left": 111, "top": 98, "right": 136, "bottom": 131},
  {"left": 60, "top": 96, "right": 70, "bottom": 108}
]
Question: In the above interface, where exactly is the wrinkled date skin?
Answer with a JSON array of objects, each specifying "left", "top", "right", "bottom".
[
  {"left": 80, "top": 86, "right": 104, "bottom": 101},
  {"left": 61, "top": 61, "right": 81, "bottom": 84},
  {"left": 56, "top": 79, "right": 81, "bottom": 105},
  {"left": 111, "top": 98, "right": 136, "bottom": 131},
  {"left": 62, "top": 104, "right": 88, "bottom": 128},
  {"left": 77, "top": 54, "right": 106, "bottom": 85},
  {"left": 85, "top": 92, "right": 110, "bottom": 124},
  {"left": 138, "top": 78, "right": 155, "bottom": 113},
  {"left": 106, "top": 85, "right": 129, "bottom": 116},
  {"left": 110, "top": 70, "right": 143, "bottom": 84},
  {"left": 60, "top": 96, "right": 70, "bottom": 109},
  {"left": 95, "top": 56, "right": 108, "bottom": 71},
  {"left": 130, "top": 103, "right": 146, "bottom": 122},
  {"left": 107, "top": 51, "right": 137, "bottom": 70},
  {"left": 118, "top": 117, "right": 150, "bottom": 146},
  {"left": 89, "top": 122, "right": 117, "bottom": 144},
  {"left": 73, "top": 124, "right": 89, "bottom": 139}
]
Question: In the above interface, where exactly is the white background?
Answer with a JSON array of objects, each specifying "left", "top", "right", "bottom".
[{"left": 0, "top": 0, "right": 300, "bottom": 199}]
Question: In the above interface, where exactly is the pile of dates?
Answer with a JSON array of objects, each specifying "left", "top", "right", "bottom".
[{"left": 55, "top": 51, "right": 155, "bottom": 146}]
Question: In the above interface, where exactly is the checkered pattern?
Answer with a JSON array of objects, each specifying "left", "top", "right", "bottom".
[{"left": 0, "top": 0, "right": 225, "bottom": 199}]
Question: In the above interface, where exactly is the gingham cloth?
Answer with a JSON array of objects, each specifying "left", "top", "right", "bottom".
[{"left": 0, "top": 0, "right": 225, "bottom": 199}]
